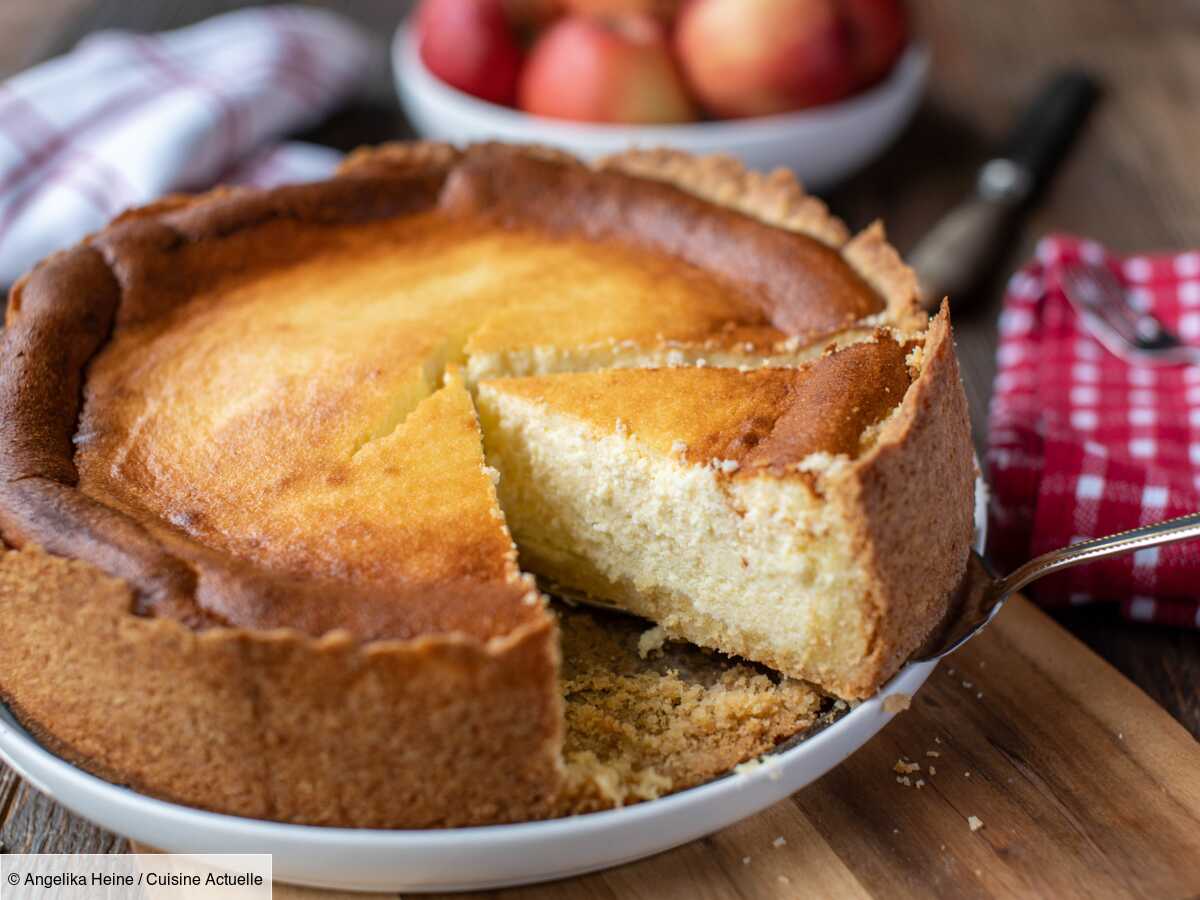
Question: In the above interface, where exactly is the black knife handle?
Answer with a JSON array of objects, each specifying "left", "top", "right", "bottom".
[{"left": 998, "top": 69, "right": 1100, "bottom": 196}]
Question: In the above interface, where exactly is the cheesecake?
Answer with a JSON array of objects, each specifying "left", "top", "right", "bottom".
[
  {"left": 0, "top": 142, "right": 974, "bottom": 827},
  {"left": 477, "top": 316, "right": 972, "bottom": 698}
]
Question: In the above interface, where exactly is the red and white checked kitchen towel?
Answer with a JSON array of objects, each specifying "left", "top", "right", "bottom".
[
  {"left": 0, "top": 5, "right": 368, "bottom": 285},
  {"left": 988, "top": 235, "right": 1200, "bottom": 628}
]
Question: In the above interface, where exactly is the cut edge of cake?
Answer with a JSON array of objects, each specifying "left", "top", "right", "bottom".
[{"left": 476, "top": 307, "right": 974, "bottom": 699}]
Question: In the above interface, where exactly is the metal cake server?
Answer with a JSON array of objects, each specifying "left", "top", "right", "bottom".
[{"left": 912, "top": 511, "right": 1200, "bottom": 661}]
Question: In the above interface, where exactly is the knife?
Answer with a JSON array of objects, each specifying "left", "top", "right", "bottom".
[{"left": 908, "top": 70, "right": 1100, "bottom": 310}]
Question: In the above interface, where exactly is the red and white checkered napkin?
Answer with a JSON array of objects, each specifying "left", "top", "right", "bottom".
[
  {"left": 0, "top": 5, "right": 368, "bottom": 285},
  {"left": 987, "top": 235, "right": 1200, "bottom": 628}
]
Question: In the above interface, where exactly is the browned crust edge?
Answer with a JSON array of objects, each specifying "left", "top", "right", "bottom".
[
  {"left": 599, "top": 148, "right": 925, "bottom": 332},
  {"left": 0, "top": 547, "right": 562, "bottom": 827},
  {"left": 827, "top": 303, "right": 976, "bottom": 697}
]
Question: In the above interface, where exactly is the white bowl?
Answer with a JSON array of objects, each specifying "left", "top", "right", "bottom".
[
  {"left": 393, "top": 25, "right": 929, "bottom": 190},
  {"left": 0, "top": 481, "right": 986, "bottom": 893}
]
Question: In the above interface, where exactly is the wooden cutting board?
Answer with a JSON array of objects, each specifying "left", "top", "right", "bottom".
[{"left": 249, "top": 596, "right": 1199, "bottom": 899}]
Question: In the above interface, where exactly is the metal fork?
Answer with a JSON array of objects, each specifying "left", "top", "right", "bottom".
[
  {"left": 1060, "top": 262, "right": 1200, "bottom": 366},
  {"left": 913, "top": 512, "right": 1200, "bottom": 661}
]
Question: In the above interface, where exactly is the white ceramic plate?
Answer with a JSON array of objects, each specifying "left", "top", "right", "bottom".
[
  {"left": 394, "top": 25, "right": 929, "bottom": 190},
  {"left": 0, "top": 481, "right": 987, "bottom": 893}
]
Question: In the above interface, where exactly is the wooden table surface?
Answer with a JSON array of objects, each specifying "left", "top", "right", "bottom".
[{"left": 0, "top": 0, "right": 1197, "bottom": 863}]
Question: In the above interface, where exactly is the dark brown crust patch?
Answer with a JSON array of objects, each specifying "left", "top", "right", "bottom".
[
  {"left": 442, "top": 144, "right": 883, "bottom": 340},
  {"left": 740, "top": 335, "right": 914, "bottom": 472}
]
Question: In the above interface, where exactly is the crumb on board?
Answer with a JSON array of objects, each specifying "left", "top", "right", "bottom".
[
  {"left": 882, "top": 692, "right": 911, "bottom": 713},
  {"left": 915, "top": 779, "right": 926, "bottom": 789},
  {"left": 742, "top": 856, "right": 751, "bottom": 866},
  {"left": 968, "top": 815, "right": 984, "bottom": 832},
  {"left": 894, "top": 759, "right": 921, "bottom": 775},
  {"left": 773, "top": 836, "right": 787, "bottom": 848},
  {"left": 896, "top": 776, "right": 913, "bottom": 787},
  {"left": 778, "top": 875, "right": 791, "bottom": 885},
  {"left": 929, "top": 765, "right": 937, "bottom": 775},
  {"left": 926, "top": 750, "right": 940, "bottom": 758},
  {"left": 935, "top": 736, "right": 942, "bottom": 744}
]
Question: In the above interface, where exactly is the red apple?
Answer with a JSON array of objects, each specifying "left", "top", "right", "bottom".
[
  {"left": 839, "top": 0, "right": 908, "bottom": 88},
  {"left": 518, "top": 16, "right": 697, "bottom": 123},
  {"left": 417, "top": 0, "right": 523, "bottom": 105},
  {"left": 675, "top": 0, "right": 856, "bottom": 119}
]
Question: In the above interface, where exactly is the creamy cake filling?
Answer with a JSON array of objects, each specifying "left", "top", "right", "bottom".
[{"left": 473, "top": 334, "right": 924, "bottom": 695}]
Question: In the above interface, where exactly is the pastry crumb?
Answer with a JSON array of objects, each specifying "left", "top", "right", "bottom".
[
  {"left": 733, "top": 758, "right": 762, "bottom": 776},
  {"left": 894, "top": 759, "right": 920, "bottom": 775},
  {"left": 925, "top": 750, "right": 940, "bottom": 758},
  {"left": 778, "top": 875, "right": 791, "bottom": 885},
  {"left": 882, "top": 693, "right": 911, "bottom": 713},
  {"left": 915, "top": 779, "right": 925, "bottom": 789},
  {"left": 559, "top": 607, "right": 821, "bottom": 815},
  {"left": 637, "top": 626, "right": 667, "bottom": 659},
  {"left": 741, "top": 856, "right": 751, "bottom": 865},
  {"left": 968, "top": 815, "right": 984, "bottom": 832},
  {"left": 773, "top": 836, "right": 787, "bottom": 848},
  {"left": 928, "top": 765, "right": 936, "bottom": 776}
]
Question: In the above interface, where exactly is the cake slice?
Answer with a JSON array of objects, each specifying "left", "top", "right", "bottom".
[{"left": 476, "top": 310, "right": 975, "bottom": 698}]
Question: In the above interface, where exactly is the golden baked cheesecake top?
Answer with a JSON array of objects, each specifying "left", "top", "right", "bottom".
[{"left": 482, "top": 331, "right": 917, "bottom": 475}]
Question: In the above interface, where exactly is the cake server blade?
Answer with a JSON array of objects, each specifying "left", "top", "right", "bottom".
[{"left": 913, "top": 511, "right": 1200, "bottom": 661}]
